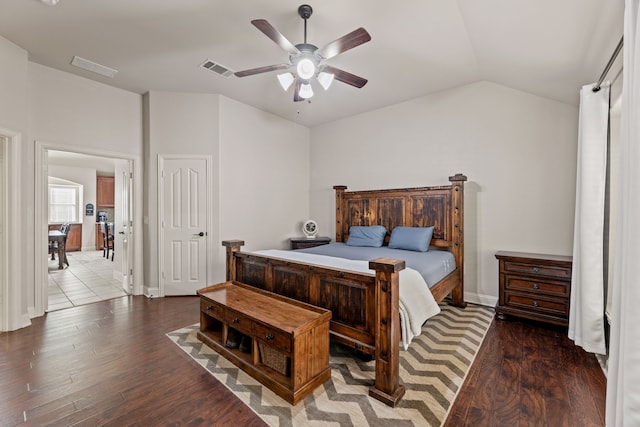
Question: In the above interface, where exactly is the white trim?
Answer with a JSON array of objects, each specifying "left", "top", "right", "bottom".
[
  {"left": 34, "top": 142, "right": 48, "bottom": 315},
  {"left": 145, "top": 286, "right": 160, "bottom": 299},
  {"left": 157, "top": 154, "right": 213, "bottom": 297},
  {"left": 464, "top": 291, "right": 498, "bottom": 308},
  {"left": 34, "top": 141, "right": 144, "bottom": 318},
  {"left": 0, "top": 127, "right": 28, "bottom": 331}
]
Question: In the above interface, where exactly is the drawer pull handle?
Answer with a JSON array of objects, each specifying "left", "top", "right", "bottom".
[
  {"left": 232, "top": 318, "right": 239, "bottom": 324},
  {"left": 533, "top": 267, "right": 539, "bottom": 273},
  {"left": 206, "top": 305, "right": 213, "bottom": 311},
  {"left": 265, "top": 334, "right": 274, "bottom": 340},
  {"left": 532, "top": 283, "right": 539, "bottom": 290},
  {"left": 533, "top": 301, "right": 539, "bottom": 307}
]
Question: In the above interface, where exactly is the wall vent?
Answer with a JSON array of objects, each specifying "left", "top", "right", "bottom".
[
  {"left": 200, "top": 60, "right": 234, "bottom": 78},
  {"left": 71, "top": 56, "right": 118, "bottom": 78}
]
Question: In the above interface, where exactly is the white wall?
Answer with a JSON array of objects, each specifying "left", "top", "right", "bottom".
[
  {"left": 144, "top": 93, "right": 310, "bottom": 292},
  {"left": 218, "top": 96, "right": 310, "bottom": 258},
  {"left": 27, "top": 63, "right": 143, "bottom": 316},
  {"left": 144, "top": 91, "right": 221, "bottom": 295},
  {"left": 309, "top": 81, "right": 579, "bottom": 305}
]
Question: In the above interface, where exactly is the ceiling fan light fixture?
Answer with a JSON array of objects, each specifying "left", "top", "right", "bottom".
[
  {"left": 277, "top": 72, "right": 295, "bottom": 91},
  {"left": 234, "top": 5, "right": 371, "bottom": 103},
  {"left": 296, "top": 58, "right": 316, "bottom": 80},
  {"left": 299, "top": 83, "right": 314, "bottom": 99},
  {"left": 317, "top": 72, "right": 334, "bottom": 90}
]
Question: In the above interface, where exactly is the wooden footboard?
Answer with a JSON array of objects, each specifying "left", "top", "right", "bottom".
[{"left": 223, "top": 240, "right": 406, "bottom": 406}]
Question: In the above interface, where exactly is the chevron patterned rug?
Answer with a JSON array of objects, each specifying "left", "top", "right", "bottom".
[{"left": 167, "top": 303, "right": 493, "bottom": 426}]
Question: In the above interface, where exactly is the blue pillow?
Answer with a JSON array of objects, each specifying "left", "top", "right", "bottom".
[
  {"left": 388, "top": 226, "right": 434, "bottom": 252},
  {"left": 346, "top": 225, "right": 387, "bottom": 247}
]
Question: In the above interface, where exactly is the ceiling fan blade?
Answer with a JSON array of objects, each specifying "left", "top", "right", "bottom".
[
  {"left": 323, "top": 66, "right": 368, "bottom": 88},
  {"left": 317, "top": 28, "right": 371, "bottom": 60},
  {"left": 251, "top": 19, "right": 301, "bottom": 55},
  {"left": 293, "top": 79, "right": 304, "bottom": 102},
  {"left": 234, "top": 63, "right": 290, "bottom": 77}
]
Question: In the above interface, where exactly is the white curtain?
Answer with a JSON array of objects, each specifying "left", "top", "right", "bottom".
[
  {"left": 607, "top": 0, "right": 640, "bottom": 425},
  {"left": 568, "top": 83, "right": 609, "bottom": 355}
]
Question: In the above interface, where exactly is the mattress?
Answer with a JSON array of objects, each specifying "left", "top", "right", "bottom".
[{"left": 297, "top": 242, "right": 456, "bottom": 288}]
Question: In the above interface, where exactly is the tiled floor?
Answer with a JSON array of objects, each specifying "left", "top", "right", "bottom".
[{"left": 47, "top": 250, "right": 128, "bottom": 312}]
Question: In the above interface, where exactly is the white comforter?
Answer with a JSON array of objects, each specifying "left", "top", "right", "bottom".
[{"left": 254, "top": 249, "right": 441, "bottom": 350}]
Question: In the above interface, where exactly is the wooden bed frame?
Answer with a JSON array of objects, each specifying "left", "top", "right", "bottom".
[{"left": 222, "top": 173, "right": 467, "bottom": 406}]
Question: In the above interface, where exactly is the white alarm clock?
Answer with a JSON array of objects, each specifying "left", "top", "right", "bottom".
[{"left": 302, "top": 220, "right": 318, "bottom": 238}]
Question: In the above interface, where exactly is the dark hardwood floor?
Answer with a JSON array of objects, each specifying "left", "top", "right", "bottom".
[
  {"left": 445, "top": 316, "right": 607, "bottom": 427},
  {"left": 0, "top": 296, "right": 265, "bottom": 427},
  {"left": 0, "top": 296, "right": 606, "bottom": 426}
]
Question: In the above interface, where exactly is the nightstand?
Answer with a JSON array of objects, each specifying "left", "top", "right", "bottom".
[
  {"left": 290, "top": 236, "right": 331, "bottom": 250},
  {"left": 495, "top": 251, "right": 572, "bottom": 326}
]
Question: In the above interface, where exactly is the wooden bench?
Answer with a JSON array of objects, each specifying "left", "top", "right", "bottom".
[{"left": 197, "top": 281, "right": 332, "bottom": 405}]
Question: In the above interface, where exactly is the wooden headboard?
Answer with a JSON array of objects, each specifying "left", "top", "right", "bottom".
[{"left": 333, "top": 173, "right": 467, "bottom": 271}]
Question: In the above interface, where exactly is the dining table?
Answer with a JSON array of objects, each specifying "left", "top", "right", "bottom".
[{"left": 48, "top": 230, "right": 69, "bottom": 269}]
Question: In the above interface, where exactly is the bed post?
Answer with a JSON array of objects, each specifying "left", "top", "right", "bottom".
[
  {"left": 222, "top": 240, "right": 244, "bottom": 281},
  {"left": 368, "top": 258, "right": 406, "bottom": 407},
  {"left": 333, "top": 185, "right": 347, "bottom": 242},
  {"left": 449, "top": 174, "right": 467, "bottom": 308}
]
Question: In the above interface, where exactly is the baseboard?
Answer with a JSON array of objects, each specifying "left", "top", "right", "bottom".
[
  {"left": 465, "top": 292, "right": 497, "bottom": 308},
  {"left": 22, "top": 311, "right": 33, "bottom": 328},
  {"left": 145, "top": 287, "right": 160, "bottom": 298}
]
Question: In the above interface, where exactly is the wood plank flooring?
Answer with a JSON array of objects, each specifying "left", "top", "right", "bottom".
[
  {"left": 0, "top": 296, "right": 265, "bottom": 427},
  {"left": 445, "top": 316, "right": 607, "bottom": 427},
  {"left": 0, "top": 296, "right": 606, "bottom": 426}
]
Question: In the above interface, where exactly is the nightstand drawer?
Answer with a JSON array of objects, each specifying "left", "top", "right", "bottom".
[
  {"left": 505, "top": 277, "right": 569, "bottom": 297},
  {"left": 503, "top": 261, "right": 571, "bottom": 279},
  {"left": 504, "top": 292, "right": 569, "bottom": 318},
  {"left": 290, "top": 236, "right": 331, "bottom": 250}
]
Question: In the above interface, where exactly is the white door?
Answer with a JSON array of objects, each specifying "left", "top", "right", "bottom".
[
  {"left": 115, "top": 159, "right": 133, "bottom": 294},
  {"left": 161, "top": 158, "right": 208, "bottom": 295}
]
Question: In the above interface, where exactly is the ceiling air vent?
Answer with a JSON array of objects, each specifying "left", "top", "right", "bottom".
[{"left": 200, "top": 60, "right": 234, "bottom": 78}]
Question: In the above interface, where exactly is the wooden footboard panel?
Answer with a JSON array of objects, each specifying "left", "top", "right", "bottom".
[{"left": 232, "top": 251, "right": 378, "bottom": 352}]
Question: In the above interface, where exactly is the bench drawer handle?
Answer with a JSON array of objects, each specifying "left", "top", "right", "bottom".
[
  {"left": 265, "top": 334, "right": 274, "bottom": 340},
  {"left": 532, "top": 283, "right": 539, "bottom": 290},
  {"left": 532, "top": 301, "right": 539, "bottom": 307},
  {"left": 232, "top": 318, "right": 239, "bottom": 324}
]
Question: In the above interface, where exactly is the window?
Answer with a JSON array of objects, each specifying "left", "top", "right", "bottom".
[{"left": 49, "top": 183, "right": 83, "bottom": 223}]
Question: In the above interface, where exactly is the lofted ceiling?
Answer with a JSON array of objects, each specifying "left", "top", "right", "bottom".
[{"left": 0, "top": 0, "right": 624, "bottom": 127}]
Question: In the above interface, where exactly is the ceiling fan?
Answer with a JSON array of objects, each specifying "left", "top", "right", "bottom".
[{"left": 234, "top": 4, "right": 371, "bottom": 102}]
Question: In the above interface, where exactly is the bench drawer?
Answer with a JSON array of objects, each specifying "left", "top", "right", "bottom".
[{"left": 254, "top": 322, "right": 291, "bottom": 353}]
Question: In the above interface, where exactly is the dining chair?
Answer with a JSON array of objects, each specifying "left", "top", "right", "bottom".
[
  {"left": 49, "top": 223, "right": 70, "bottom": 261},
  {"left": 101, "top": 221, "right": 115, "bottom": 261}
]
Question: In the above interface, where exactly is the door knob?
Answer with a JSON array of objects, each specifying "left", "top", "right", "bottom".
[{"left": 197, "top": 232, "right": 205, "bottom": 237}]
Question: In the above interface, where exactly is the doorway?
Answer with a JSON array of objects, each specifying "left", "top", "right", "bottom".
[{"left": 35, "top": 143, "right": 138, "bottom": 313}]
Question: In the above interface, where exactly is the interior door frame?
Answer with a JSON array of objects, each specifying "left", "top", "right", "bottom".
[
  {"left": 157, "top": 154, "right": 213, "bottom": 297},
  {"left": 34, "top": 141, "right": 143, "bottom": 315},
  {"left": 0, "top": 127, "right": 25, "bottom": 331},
  {"left": 116, "top": 160, "right": 135, "bottom": 294}
]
